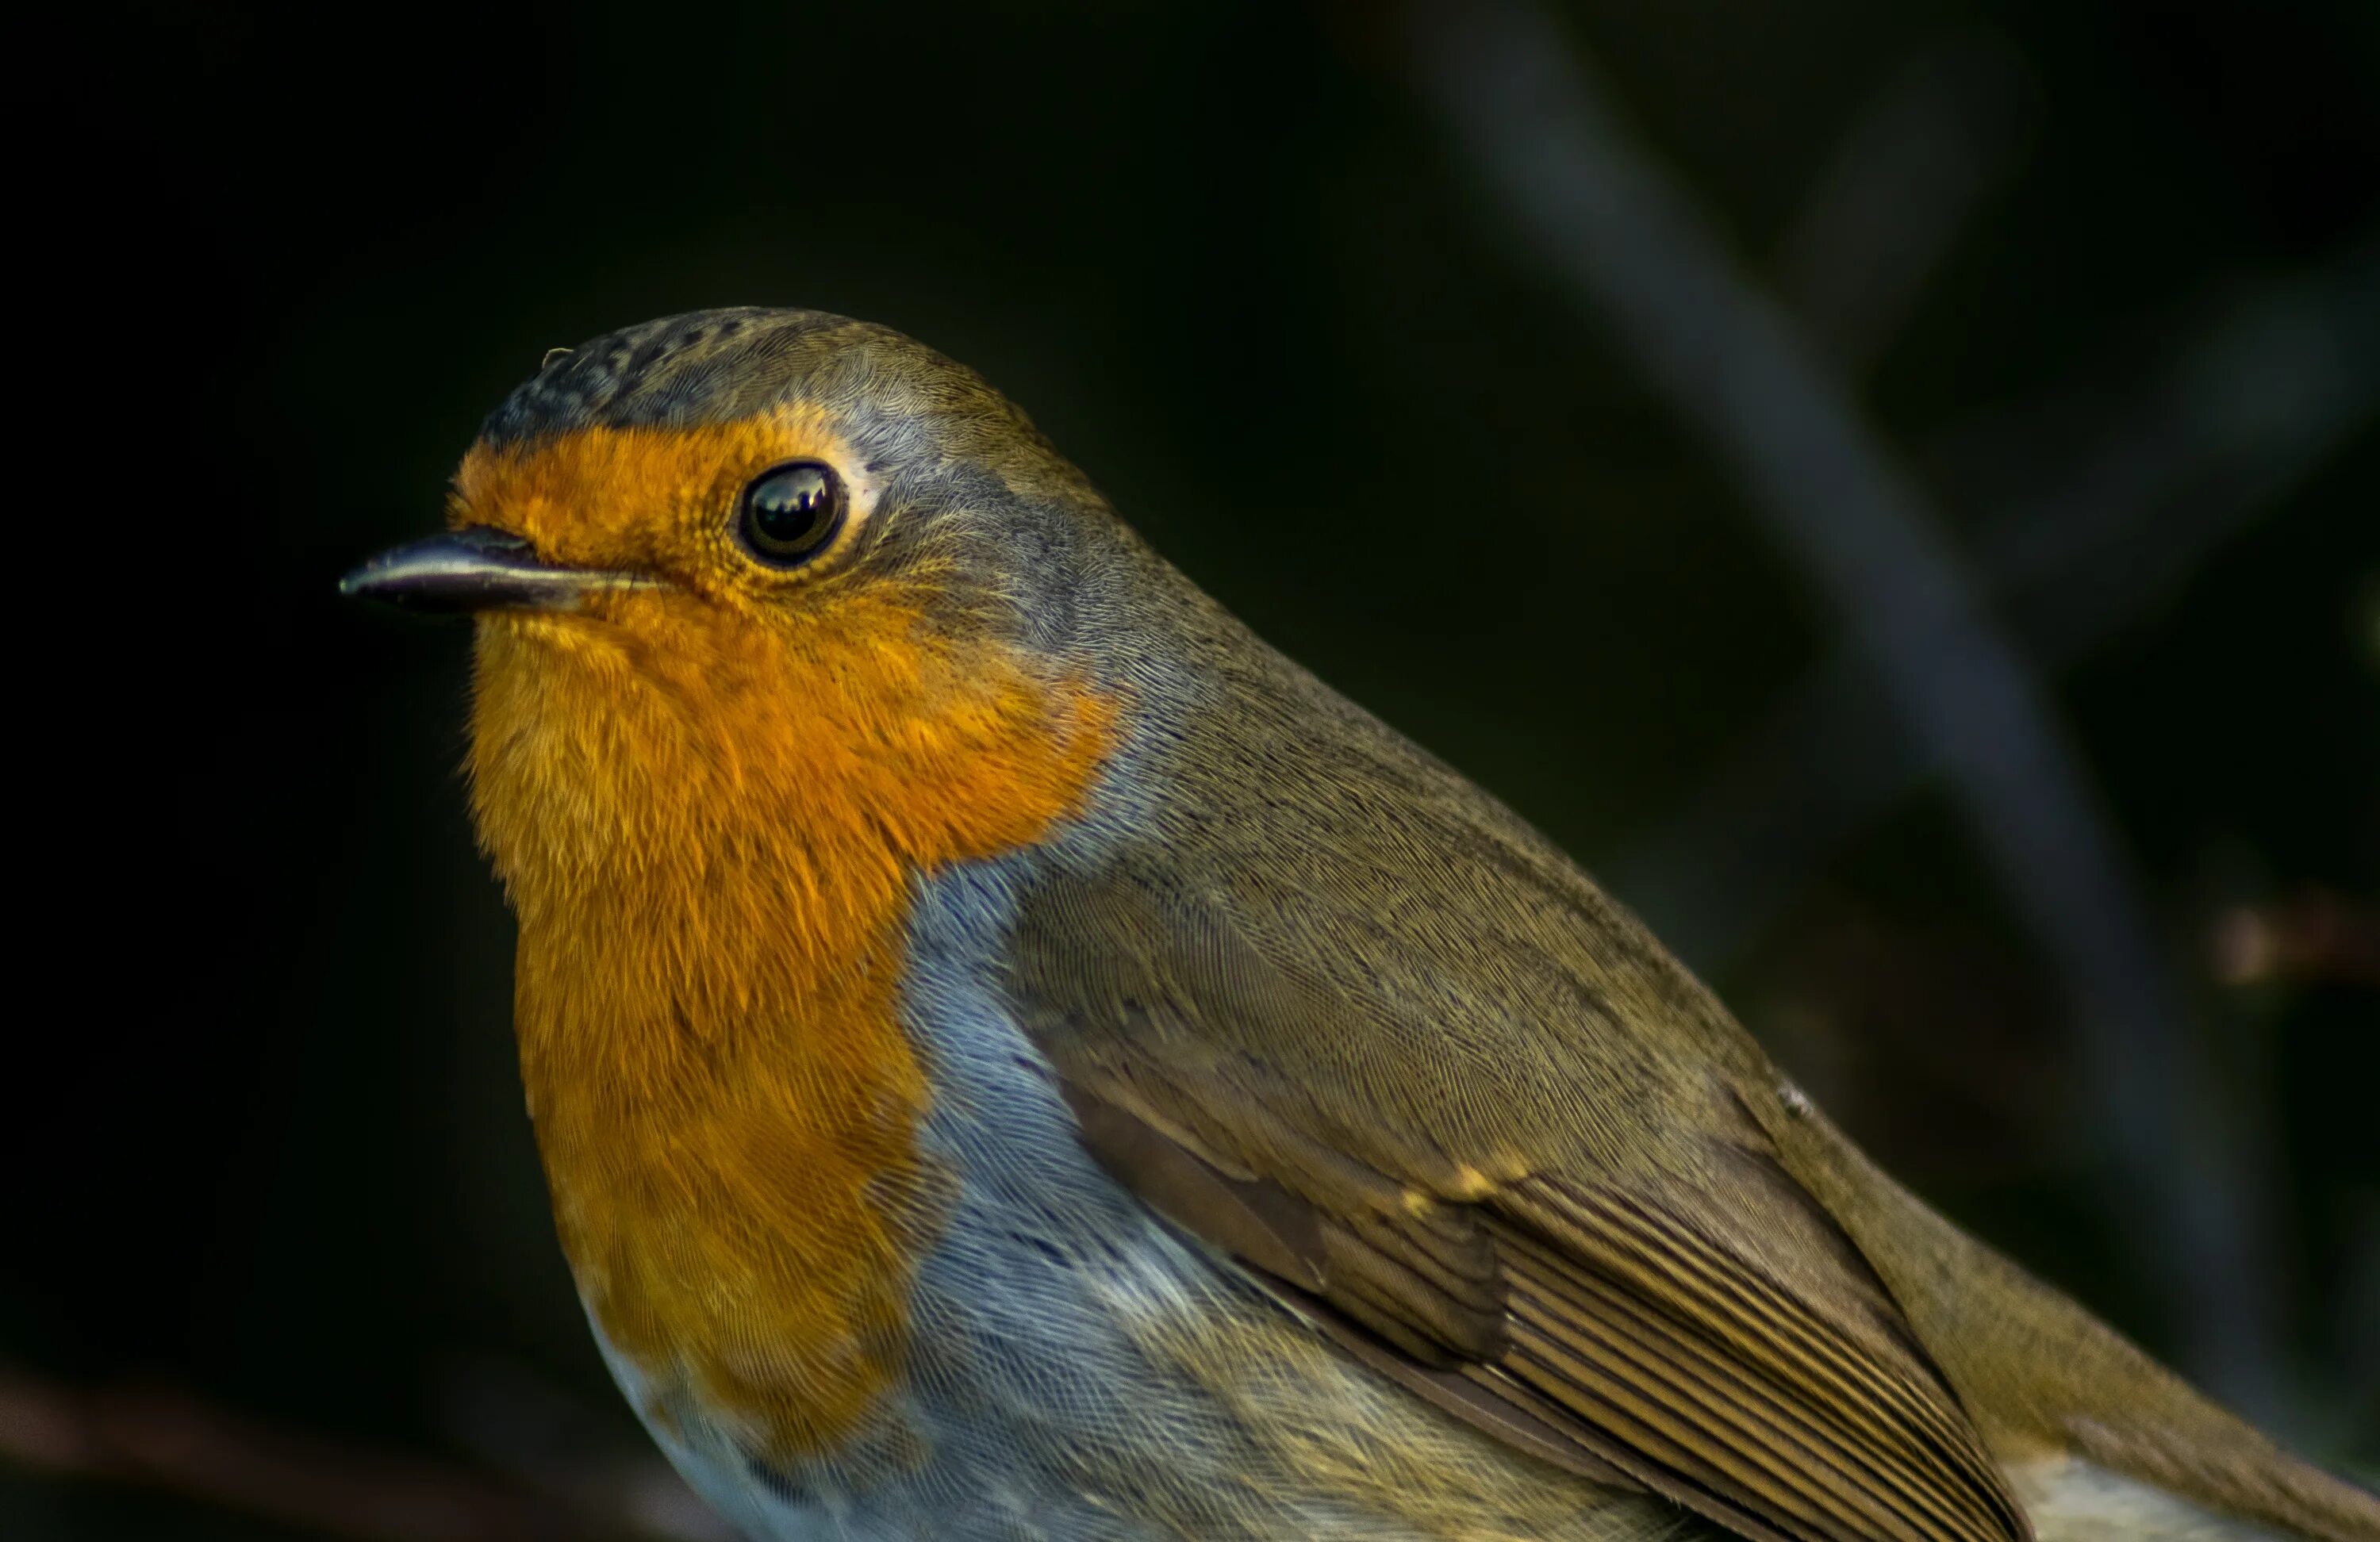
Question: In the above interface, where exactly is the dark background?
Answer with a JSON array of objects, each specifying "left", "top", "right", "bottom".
[{"left": 11, "top": 2, "right": 2376, "bottom": 1536}]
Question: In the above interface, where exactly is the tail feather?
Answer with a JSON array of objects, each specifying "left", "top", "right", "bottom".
[{"left": 1764, "top": 1099, "right": 2380, "bottom": 1542}]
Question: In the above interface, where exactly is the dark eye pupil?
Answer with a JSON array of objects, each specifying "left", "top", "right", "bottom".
[{"left": 739, "top": 461, "right": 844, "bottom": 563}]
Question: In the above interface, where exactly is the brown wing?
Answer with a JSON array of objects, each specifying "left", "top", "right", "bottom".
[{"left": 1008, "top": 866, "right": 2028, "bottom": 1542}]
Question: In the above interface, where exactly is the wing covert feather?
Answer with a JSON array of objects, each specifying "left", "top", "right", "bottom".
[{"left": 1011, "top": 868, "right": 2028, "bottom": 1542}]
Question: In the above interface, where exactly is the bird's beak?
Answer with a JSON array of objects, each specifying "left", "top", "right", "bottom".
[{"left": 339, "top": 527, "right": 649, "bottom": 614}]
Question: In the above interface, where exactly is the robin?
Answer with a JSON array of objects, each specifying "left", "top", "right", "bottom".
[{"left": 344, "top": 309, "right": 2378, "bottom": 1542}]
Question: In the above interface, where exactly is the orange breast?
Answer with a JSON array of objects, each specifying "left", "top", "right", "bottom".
[{"left": 459, "top": 435, "right": 1113, "bottom": 1459}]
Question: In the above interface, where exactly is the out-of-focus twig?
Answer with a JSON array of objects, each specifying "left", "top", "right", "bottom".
[
  {"left": 1617, "top": 242, "right": 2380, "bottom": 969},
  {"left": 1775, "top": 33, "right": 2036, "bottom": 376},
  {"left": 1402, "top": 0, "right": 2279, "bottom": 1411},
  {"left": 428, "top": 1356, "right": 734, "bottom": 1542},
  {"left": 0, "top": 1360, "right": 718, "bottom": 1542},
  {"left": 2209, "top": 891, "right": 2380, "bottom": 988}
]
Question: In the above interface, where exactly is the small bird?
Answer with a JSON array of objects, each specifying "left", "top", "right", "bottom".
[{"left": 344, "top": 309, "right": 2378, "bottom": 1542}]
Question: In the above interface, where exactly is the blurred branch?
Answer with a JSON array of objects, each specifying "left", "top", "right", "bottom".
[
  {"left": 427, "top": 1356, "right": 732, "bottom": 1542},
  {"left": 0, "top": 1360, "right": 720, "bottom": 1542},
  {"left": 1402, "top": 0, "right": 2279, "bottom": 1410},
  {"left": 1617, "top": 240, "right": 2380, "bottom": 968},
  {"left": 1775, "top": 33, "right": 2036, "bottom": 377},
  {"left": 2209, "top": 890, "right": 2380, "bottom": 988}
]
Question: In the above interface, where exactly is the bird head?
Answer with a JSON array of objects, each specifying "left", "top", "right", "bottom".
[
  {"left": 345, "top": 309, "right": 1123, "bottom": 910},
  {"left": 345, "top": 307, "right": 1104, "bottom": 632}
]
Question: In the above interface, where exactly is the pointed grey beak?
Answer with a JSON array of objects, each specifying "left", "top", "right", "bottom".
[{"left": 339, "top": 527, "right": 648, "bottom": 614}]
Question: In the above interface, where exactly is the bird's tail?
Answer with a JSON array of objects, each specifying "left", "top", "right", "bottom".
[{"left": 1769, "top": 1101, "right": 2380, "bottom": 1542}]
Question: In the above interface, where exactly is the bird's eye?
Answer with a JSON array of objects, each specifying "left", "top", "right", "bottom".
[{"left": 737, "top": 460, "right": 846, "bottom": 566}]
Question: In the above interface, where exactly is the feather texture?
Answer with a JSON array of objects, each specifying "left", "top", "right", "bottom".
[{"left": 1015, "top": 870, "right": 2026, "bottom": 1542}]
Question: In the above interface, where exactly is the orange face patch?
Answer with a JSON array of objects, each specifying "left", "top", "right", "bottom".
[
  {"left": 452, "top": 405, "right": 888, "bottom": 593},
  {"left": 459, "top": 416, "right": 1114, "bottom": 1460}
]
